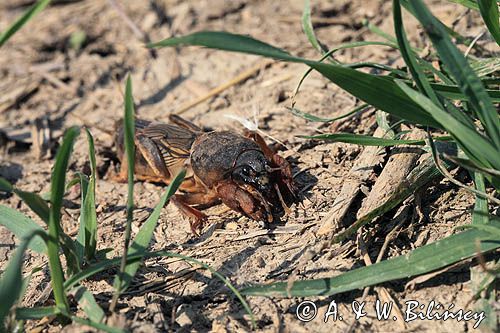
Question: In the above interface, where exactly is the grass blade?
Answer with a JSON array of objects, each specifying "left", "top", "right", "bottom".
[
  {"left": 290, "top": 104, "right": 367, "bottom": 123},
  {"left": 408, "top": 0, "right": 500, "bottom": 149},
  {"left": 362, "top": 20, "right": 398, "bottom": 45},
  {"left": 446, "top": 0, "right": 479, "bottom": 10},
  {"left": 15, "top": 306, "right": 60, "bottom": 320},
  {"left": 0, "top": 231, "right": 47, "bottom": 328},
  {"left": 473, "top": 173, "right": 490, "bottom": 228},
  {"left": 471, "top": 57, "right": 500, "bottom": 77},
  {"left": 148, "top": 31, "right": 440, "bottom": 127},
  {"left": 111, "top": 75, "right": 135, "bottom": 311},
  {"left": 302, "top": 0, "right": 326, "bottom": 54},
  {"left": 292, "top": 41, "right": 399, "bottom": 105},
  {"left": 0, "top": 180, "right": 81, "bottom": 271},
  {"left": 0, "top": 177, "right": 50, "bottom": 222},
  {"left": 393, "top": 0, "right": 440, "bottom": 105},
  {"left": 430, "top": 83, "right": 500, "bottom": 102},
  {"left": 469, "top": 173, "right": 498, "bottom": 329},
  {"left": 478, "top": 0, "right": 500, "bottom": 46},
  {"left": 75, "top": 173, "right": 89, "bottom": 262},
  {"left": 241, "top": 224, "right": 500, "bottom": 297},
  {"left": 114, "top": 169, "right": 186, "bottom": 293},
  {"left": 394, "top": 1, "right": 479, "bottom": 129},
  {"left": 396, "top": 80, "right": 500, "bottom": 170},
  {"left": 70, "top": 316, "right": 125, "bottom": 333},
  {"left": 0, "top": 0, "right": 51, "bottom": 47},
  {"left": 0, "top": 205, "right": 47, "bottom": 254},
  {"left": 303, "top": 133, "right": 452, "bottom": 146},
  {"left": 48, "top": 126, "right": 80, "bottom": 314},
  {"left": 72, "top": 286, "right": 105, "bottom": 323},
  {"left": 76, "top": 129, "right": 98, "bottom": 261}
]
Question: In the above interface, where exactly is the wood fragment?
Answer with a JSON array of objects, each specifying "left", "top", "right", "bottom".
[
  {"left": 357, "top": 128, "right": 426, "bottom": 218},
  {"left": 0, "top": 80, "right": 39, "bottom": 113},
  {"left": 331, "top": 148, "right": 454, "bottom": 244},
  {"left": 317, "top": 127, "right": 386, "bottom": 236}
]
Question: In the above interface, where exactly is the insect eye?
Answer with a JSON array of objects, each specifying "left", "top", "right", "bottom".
[{"left": 242, "top": 166, "right": 255, "bottom": 177}]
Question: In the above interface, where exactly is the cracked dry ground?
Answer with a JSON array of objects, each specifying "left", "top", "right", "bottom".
[{"left": 0, "top": 0, "right": 498, "bottom": 332}]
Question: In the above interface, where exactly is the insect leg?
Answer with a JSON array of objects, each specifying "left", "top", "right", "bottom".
[
  {"left": 170, "top": 195, "right": 208, "bottom": 235},
  {"left": 215, "top": 179, "right": 272, "bottom": 223}
]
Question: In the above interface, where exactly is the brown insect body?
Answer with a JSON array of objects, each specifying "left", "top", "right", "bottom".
[{"left": 115, "top": 115, "right": 296, "bottom": 235}]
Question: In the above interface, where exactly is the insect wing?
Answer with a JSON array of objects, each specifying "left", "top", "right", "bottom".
[{"left": 141, "top": 124, "right": 196, "bottom": 170}]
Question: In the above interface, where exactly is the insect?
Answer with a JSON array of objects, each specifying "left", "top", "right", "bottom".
[{"left": 114, "top": 115, "right": 296, "bottom": 235}]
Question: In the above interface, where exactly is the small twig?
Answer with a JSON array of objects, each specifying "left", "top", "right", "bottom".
[
  {"left": 464, "top": 30, "right": 485, "bottom": 57},
  {"left": 175, "top": 60, "right": 274, "bottom": 115}
]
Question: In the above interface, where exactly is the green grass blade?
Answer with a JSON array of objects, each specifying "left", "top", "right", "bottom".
[
  {"left": 401, "top": 0, "right": 478, "bottom": 48},
  {"left": 0, "top": 205, "right": 47, "bottom": 254},
  {"left": 478, "top": 0, "right": 500, "bottom": 46},
  {"left": 303, "top": 133, "right": 452, "bottom": 146},
  {"left": 241, "top": 225, "right": 500, "bottom": 297},
  {"left": 396, "top": 80, "right": 500, "bottom": 170},
  {"left": 79, "top": 129, "right": 98, "bottom": 261},
  {"left": 114, "top": 169, "right": 186, "bottom": 293},
  {"left": 293, "top": 41, "right": 399, "bottom": 105},
  {"left": 0, "top": 178, "right": 12, "bottom": 191},
  {"left": 446, "top": 156, "right": 500, "bottom": 181},
  {"left": 344, "top": 61, "right": 408, "bottom": 76},
  {"left": 460, "top": 223, "right": 500, "bottom": 237},
  {"left": 471, "top": 57, "right": 500, "bottom": 77},
  {"left": 395, "top": 1, "right": 480, "bottom": 129},
  {"left": 48, "top": 126, "right": 80, "bottom": 314},
  {"left": 472, "top": 172, "right": 489, "bottom": 225},
  {"left": 0, "top": 0, "right": 51, "bottom": 47},
  {"left": 72, "top": 286, "right": 105, "bottom": 323},
  {"left": 408, "top": 0, "right": 500, "bottom": 149},
  {"left": 148, "top": 31, "right": 440, "bottom": 127},
  {"left": 111, "top": 75, "right": 135, "bottom": 310},
  {"left": 393, "top": 0, "right": 440, "bottom": 105},
  {"left": 75, "top": 173, "right": 89, "bottom": 262},
  {"left": 302, "top": 0, "right": 325, "bottom": 54},
  {"left": 0, "top": 231, "right": 47, "bottom": 327},
  {"left": 70, "top": 316, "right": 125, "bottom": 333},
  {"left": 15, "top": 306, "right": 60, "bottom": 320},
  {"left": 0, "top": 177, "right": 50, "bottom": 222},
  {"left": 290, "top": 104, "right": 367, "bottom": 123},
  {"left": 0, "top": 181, "right": 79, "bottom": 270},
  {"left": 362, "top": 20, "right": 399, "bottom": 45},
  {"left": 446, "top": 0, "right": 479, "bottom": 10},
  {"left": 469, "top": 172, "right": 492, "bottom": 328},
  {"left": 430, "top": 83, "right": 500, "bottom": 102},
  {"left": 148, "top": 31, "right": 292, "bottom": 59},
  {"left": 13, "top": 189, "right": 50, "bottom": 222}
]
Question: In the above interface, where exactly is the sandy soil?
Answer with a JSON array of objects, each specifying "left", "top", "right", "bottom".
[{"left": 0, "top": 0, "right": 498, "bottom": 332}]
